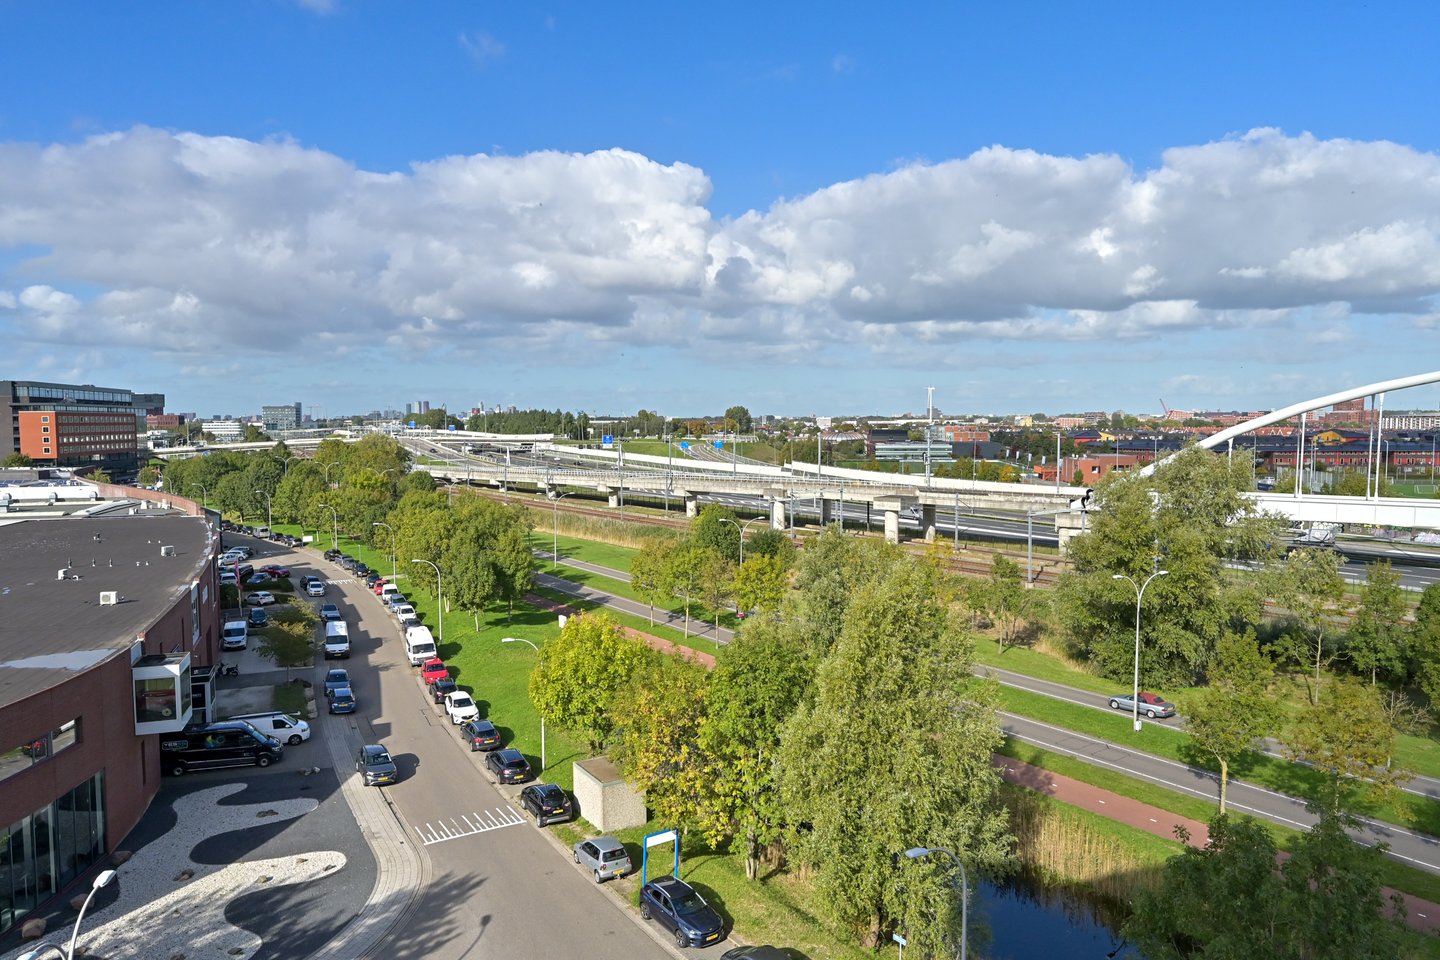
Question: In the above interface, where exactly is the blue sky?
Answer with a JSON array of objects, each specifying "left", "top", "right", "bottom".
[{"left": 3, "top": 1, "right": 1440, "bottom": 419}]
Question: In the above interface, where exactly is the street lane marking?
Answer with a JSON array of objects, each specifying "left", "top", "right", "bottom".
[{"left": 413, "top": 806, "right": 525, "bottom": 846}]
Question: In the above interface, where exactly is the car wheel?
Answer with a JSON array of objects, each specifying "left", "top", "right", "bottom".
[
  {"left": 1146, "top": 709, "right": 1157, "bottom": 719},
  {"left": 674, "top": 928, "right": 688, "bottom": 948},
  {"left": 256, "top": 755, "right": 271, "bottom": 768},
  {"left": 170, "top": 762, "right": 187, "bottom": 776},
  {"left": 288, "top": 734, "right": 302, "bottom": 745},
  {"left": 640, "top": 901, "right": 651, "bottom": 920},
  {"left": 594, "top": 869, "right": 603, "bottom": 884},
  {"left": 1108, "top": 699, "right": 1120, "bottom": 709},
  {"left": 535, "top": 810, "right": 544, "bottom": 826},
  {"left": 573, "top": 851, "right": 581, "bottom": 864}
]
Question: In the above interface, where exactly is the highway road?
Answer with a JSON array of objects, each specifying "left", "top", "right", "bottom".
[
  {"left": 310, "top": 560, "right": 707, "bottom": 960},
  {"left": 542, "top": 555, "right": 1440, "bottom": 875}
]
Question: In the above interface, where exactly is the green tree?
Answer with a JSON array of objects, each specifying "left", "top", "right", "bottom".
[
  {"left": 1124, "top": 810, "right": 1406, "bottom": 959},
  {"left": 1284, "top": 679, "right": 1410, "bottom": 816},
  {"left": 629, "top": 539, "right": 673, "bottom": 625},
  {"left": 691, "top": 503, "right": 740, "bottom": 564},
  {"left": 256, "top": 610, "right": 316, "bottom": 680},
  {"left": 0, "top": 453, "right": 35, "bottom": 467},
  {"left": 1272, "top": 548, "right": 1349, "bottom": 701},
  {"left": 699, "top": 548, "right": 734, "bottom": 628},
  {"left": 698, "top": 617, "right": 812, "bottom": 879},
  {"left": 662, "top": 539, "right": 706, "bottom": 638},
  {"left": 493, "top": 525, "right": 535, "bottom": 621},
  {"left": 1347, "top": 560, "right": 1407, "bottom": 685},
  {"left": 528, "top": 613, "right": 654, "bottom": 750},
  {"left": 792, "top": 525, "right": 899, "bottom": 662},
  {"left": 610, "top": 656, "right": 710, "bottom": 831},
  {"left": 983, "top": 554, "right": 1035, "bottom": 652},
  {"left": 732, "top": 554, "right": 788, "bottom": 616},
  {"left": 778, "top": 557, "right": 1013, "bottom": 950},
  {"left": 744, "top": 527, "right": 796, "bottom": 568},
  {"left": 1408, "top": 584, "right": 1440, "bottom": 720},
  {"left": 1056, "top": 446, "right": 1279, "bottom": 686},
  {"left": 136, "top": 465, "right": 161, "bottom": 487},
  {"left": 241, "top": 424, "right": 270, "bottom": 443},
  {"left": 724, "top": 404, "right": 753, "bottom": 433},
  {"left": 1183, "top": 630, "right": 1281, "bottom": 814}
]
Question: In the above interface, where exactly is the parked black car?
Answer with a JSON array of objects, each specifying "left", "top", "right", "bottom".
[
  {"left": 519, "top": 783, "right": 572, "bottom": 826},
  {"left": 355, "top": 744, "right": 397, "bottom": 786},
  {"left": 430, "top": 677, "right": 458, "bottom": 703},
  {"left": 324, "top": 549, "right": 341, "bottom": 561},
  {"left": 485, "top": 748, "right": 532, "bottom": 783},
  {"left": 365, "top": 572, "right": 381, "bottom": 587},
  {"left": 640, "top": 876, "right": 725, "bottom": 948},
  {"left": 459, "top": 719, "right": 502, "bottom": 751}
]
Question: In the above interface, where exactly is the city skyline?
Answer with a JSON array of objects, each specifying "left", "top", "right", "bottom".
[{"left": 3, "top": 3, "right": 1440, "bottom": 416}]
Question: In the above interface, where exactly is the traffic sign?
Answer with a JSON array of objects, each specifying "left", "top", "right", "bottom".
[
  {"left": 408, "top": 420, "right": 416, "bottom": 428},
  {"left": 448, "top": 424, "right": 456, "bottom": 431},
  {"left": 713, "top": 440, "right": 724, "bottom": 449},
  {"left": 679, "top": 441, "right": 689, "bottom": 450},
  {"left": 602, "top": 434, "right": 614, "bottom": 449}
]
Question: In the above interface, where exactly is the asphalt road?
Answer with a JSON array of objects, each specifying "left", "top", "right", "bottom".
[{"left": 310, "top": 556, "right": 710, "bottom": 960}]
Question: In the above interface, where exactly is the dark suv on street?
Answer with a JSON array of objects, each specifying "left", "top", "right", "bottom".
[
  {"left": 519, "top": 783, "right": 572, "bottom": 826},
  {"left": 485, "top": 748, "right": 532, "bottom": 784}
]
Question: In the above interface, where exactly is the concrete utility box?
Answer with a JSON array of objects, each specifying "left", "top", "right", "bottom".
[{"left": 573, "top": 757, "right": 646, "bottom": 832}]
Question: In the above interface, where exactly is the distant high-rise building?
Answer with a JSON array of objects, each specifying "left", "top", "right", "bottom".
[
  {"left": 419, "top": 400, "right": 431, "bottom": 414},
  {"left": 261, "top": 402, "right": 302, "bottom": 432}
]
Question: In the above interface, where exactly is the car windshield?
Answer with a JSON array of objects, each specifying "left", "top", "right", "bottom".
[
  {"left": 452, "top": 695, "right": 472, "bottom": 707},
  {"left": 365, "top": 751, "right": 391, "bottom": 765},
  {"left": 672, "top": 891, "right": 707, "bottom": 915}
]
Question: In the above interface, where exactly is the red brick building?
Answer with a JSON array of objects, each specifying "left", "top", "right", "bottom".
[{"left": 18, "top": 410, "right": 138, "bottom": 469}]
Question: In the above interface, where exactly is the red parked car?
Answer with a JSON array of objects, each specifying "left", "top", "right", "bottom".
[
  {"left": 420, "top": 658, "right": 449, "bottom": 685},
  {"left": 372, "top": 578, "right": 389, "bottom": 595}
]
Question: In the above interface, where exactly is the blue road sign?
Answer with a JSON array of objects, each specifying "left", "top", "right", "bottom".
[
  {"left": 448, "top": 424, "right": 456, "bottom": 431},
  {"left": 679, "top": 441, "right": 689, "bottom": 450},
  {"left": 408, "top": 420, "right": 416, "bottom": 428},
  {"left": 713, "top": 440, "right": 724, "bottom": 449},
  {"left": 602, "top": 434, "right": 614, "bottom": 449}
]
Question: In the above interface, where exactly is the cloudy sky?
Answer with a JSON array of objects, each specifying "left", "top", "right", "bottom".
[{"left": 3, "top": 2, "right": 1440, "bottom": 419}]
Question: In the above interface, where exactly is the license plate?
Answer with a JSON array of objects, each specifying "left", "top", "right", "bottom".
[{"left": 705, "top": 933, "right": 719, "bottom": 942}]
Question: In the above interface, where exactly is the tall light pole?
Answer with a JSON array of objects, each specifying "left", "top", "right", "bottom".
[
  {"left": 318, "top": 502, "right": 338, "bottom": 552},
  {"left": 1113, "top": 561, "right": 1169, "bottom": 733},
  {"left": 718, "top": 516, "right": 763, "bottom": 567},
  {"left": 253, "top": 489, "right": 272, "bottom": 531},
  {"left": 413, "top": 559, "right": 442, "bottom": 646},
  {"left": 274, "top": 455, "right": 300, "bottom": 474},
  {"left": 502, "top": 636, "right": 545, "bottom": 771},
  {"left": 902, "top": 847, "right": 968, "bottom": 960},
  {"left": 323, "top": 460, "right": 341, "bottom": 488},
  {"left": 550, "top": 491, "right": 573, "bottom": 572},
  {"left": 189, "top": 483, "right": 209, "bottom": 509},
  {"left": 372, "top": 521, "right": 397, "bottom": 581},
  {"left": 20, "top": 868, "right": 117, "bottom": 960}
]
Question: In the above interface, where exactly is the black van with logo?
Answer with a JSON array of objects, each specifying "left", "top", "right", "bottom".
[{"left": 160, "top": 721, "right": 283, "bottom": 776}]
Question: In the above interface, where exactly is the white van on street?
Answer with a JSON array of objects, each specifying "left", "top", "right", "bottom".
[
  {"left": 229, "top": 712, "right": 311, "bottom": 745},
  {"left": 404, "top": 625, "right": 437, "bottom": 665},
  {"left": 323, "top": 620, "right": 351, "bottom": 659}
]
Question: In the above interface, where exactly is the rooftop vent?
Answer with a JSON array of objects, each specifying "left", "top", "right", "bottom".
[
  {"left": 56, "top": 567, "right": 70, "bottom": 581},
  {"left": 99, "top": 591, "right": 119, "bottom": 606},
  {"left": 160, "top": 545, "right": 176, "bottom": 557}
]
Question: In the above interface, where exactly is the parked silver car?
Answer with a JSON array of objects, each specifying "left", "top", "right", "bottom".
[{"left": 573, "top": 835, "right": 631, "bottom": 883}]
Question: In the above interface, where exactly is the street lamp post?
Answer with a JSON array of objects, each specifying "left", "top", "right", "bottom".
[
  {"left": 318, "top": 502, "right": 339, "bottom": 552},
  {"left": 253, "top": 489, "right": 272, "bottom": 532},
  {"left": 550, "top": 491, "right": 573, "bottom": 572},
  {"left": 1113, "top": 562, "right": 1169, "bottom": 733},
  {"left": 718, "top": 516, "right": 763, "bottom": 567},
  {"left": 275, "top": 455, "right": 300, "bottom": 474},
  {"left": 19, "top": 868, "right": 117, "bottom": 960},
  {"left": 501, "top": 637, "right": 545, "bottom": 771},
  {"left": 323, "top": 461, "right": 341, "bottom": 488},
  {"left": 190, "top": 484, "right": 208, "bottom": 509},
  {"left": 413, "top": 559, "right": 442, "bottom": 646},
  {"left": 902, "top": 847, "right": 968, "bottom": 960},
  {"left": 372, "top": 521, "right": 397, "bottom": 581}
]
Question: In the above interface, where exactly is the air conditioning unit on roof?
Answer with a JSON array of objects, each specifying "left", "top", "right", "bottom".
[{"left": 99, "top": 591, "right": 118, "bottom": 606}]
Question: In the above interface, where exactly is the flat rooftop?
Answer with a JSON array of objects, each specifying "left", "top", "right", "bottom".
[{"left": 0, "top": 512, "right": 215, "bottom": 706}]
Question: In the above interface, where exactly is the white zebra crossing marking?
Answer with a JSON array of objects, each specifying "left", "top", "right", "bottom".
[{"left": 413, "top": 806, "right": 525, "bottom": 846}]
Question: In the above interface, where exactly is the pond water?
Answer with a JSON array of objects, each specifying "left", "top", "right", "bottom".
[{"left": 964, "top": 878, "right": 1143, "bottom": 960}]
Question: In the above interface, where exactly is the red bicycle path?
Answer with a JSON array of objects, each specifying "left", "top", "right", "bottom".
[{"left": 526, "top": 594, "right": 1440, "bottom": 936}]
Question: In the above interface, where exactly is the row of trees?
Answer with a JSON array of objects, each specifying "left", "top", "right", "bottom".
[{"left": 530, "top": 528, "right": 1014, "bottom": 954}]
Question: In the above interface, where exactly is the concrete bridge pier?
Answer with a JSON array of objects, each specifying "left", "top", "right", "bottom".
[
  {"left": 685, "top": 494, "right": 700, "bottom": 518},
  {"left": 1054, "top": 508, "right": 1090, "bottom": 552},
  {"left": 606, "top": 487, "right": 622, "bottom": 508},
  {"left": 817, "top": 498, "right": 836, "bottom": 526},
  {"left": 871, "top": 495, "right": 917, "bottom": 545},
  {"left": 920, "top": 504, "right": 938, "bottom": 542},
  {"left": 770, "top": 497, "right": 787, "bottom": 530}
]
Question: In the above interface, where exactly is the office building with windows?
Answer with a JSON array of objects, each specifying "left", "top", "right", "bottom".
[
  {"left": 0, "top": 380, "right": 143, "bottom": 475},
  {"left": 0, "top": 492, "right": 221, "bottom": 934},
  {"left": 261, "top": 402, "right": 302, "bottom": 433}
]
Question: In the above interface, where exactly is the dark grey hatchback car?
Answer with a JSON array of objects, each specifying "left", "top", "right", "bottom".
[{"left": 639, "top": 875, "right": 724, "bottom": 948}]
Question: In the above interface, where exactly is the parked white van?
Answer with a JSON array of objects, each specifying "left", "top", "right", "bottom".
[
  {"left": 404, "top": 625, "right": 437, "bottom": 666},
  {"left": 222, "top": 620, "right": 248, "bottom": 650},
  {"left": 379, "top": 583, "right": 401, "bottom": 605},
  {"left": 229, "top": 712, "right": 311, "bottom": 745},
  {"left": 323, "top": 620, "right": 351, "bottom": 659}
]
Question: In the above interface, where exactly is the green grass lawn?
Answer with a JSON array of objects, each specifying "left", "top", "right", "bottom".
[
  {"left": 972, "top": 636, "right": 1117, "bottom": 694},
  {"left": 543, "top": 533, "right": 639, "bottom": 573}
]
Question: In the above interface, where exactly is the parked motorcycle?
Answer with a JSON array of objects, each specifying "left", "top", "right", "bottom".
[{"left": 218, "top": 661, "right": 239, "bottom": 677}]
